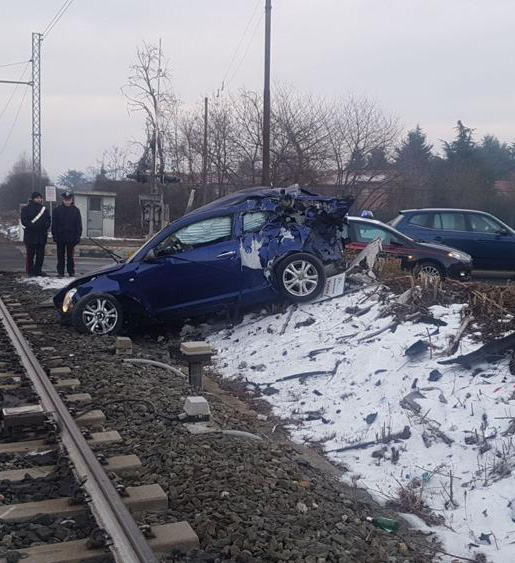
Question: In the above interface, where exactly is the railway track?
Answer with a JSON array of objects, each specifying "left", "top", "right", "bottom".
[{"left": 0, "top": 293, "right": 198, "bottom": 562}]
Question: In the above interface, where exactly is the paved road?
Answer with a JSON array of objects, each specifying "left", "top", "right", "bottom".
[
  {"left": 0, "top": 239, "right": 114, "bottom": 276},
  {"left": 1, "top": 237, "right": 513, "bottom": 283}
]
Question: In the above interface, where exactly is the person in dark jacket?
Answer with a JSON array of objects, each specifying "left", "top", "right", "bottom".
[
  {"left": 20, "top": 192, "right": 51, "bottom": 277},
  {"left": 51, "top": 191, "right": 82, "bottom": 277}
]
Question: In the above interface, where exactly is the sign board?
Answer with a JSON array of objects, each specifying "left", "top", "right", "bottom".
[
  {"left": 45, "top": 185, "right": 56, "bottom": 202},
  {"left": 313, "top": 272, "right": 346, "bottom": 303}
]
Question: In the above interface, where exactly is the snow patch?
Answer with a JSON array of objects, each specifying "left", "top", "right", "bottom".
[
  {"left": 20, "top": 277, "right": 75, "bottom": 291},
  {"left": 209, "top": 287, "right": 515, "bottom": 563}
]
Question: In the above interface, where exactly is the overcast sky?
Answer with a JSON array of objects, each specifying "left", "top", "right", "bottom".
[{"left": 1, "top": 0, "right": 514, "bottom": 182}]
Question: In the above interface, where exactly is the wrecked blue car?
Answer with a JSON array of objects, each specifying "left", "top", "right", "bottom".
[{"left": 54, "top": 187, "right": 353, "bottom": 335}]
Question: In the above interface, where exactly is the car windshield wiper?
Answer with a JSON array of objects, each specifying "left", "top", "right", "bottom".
[{"left": 88, "top": 237, "right": 123, "bottom": 263}]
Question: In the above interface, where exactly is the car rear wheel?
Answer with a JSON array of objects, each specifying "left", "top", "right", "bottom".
[
  {"left": 276, "top": 253, "right": 326, "bottom": 303},
  {"left": 72, "top": 294, "right": 123, "bottom": 335},
  {"left": 414, "top": 261, "right": 445, "bottom": 282}
]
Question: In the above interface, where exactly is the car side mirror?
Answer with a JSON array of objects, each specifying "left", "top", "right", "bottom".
[
  {"left": 497, "top": 229, "right": 509, "bottom": 236},
  {"left": 144, "top": 248, "right": 157, "bottom": 263}
]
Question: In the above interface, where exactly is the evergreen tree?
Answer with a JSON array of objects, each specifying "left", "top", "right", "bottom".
[
  {"left": 395, "top": 125, "right": 433, "bottom": 170},
  {"left": 366, "top": 147, "right": 390, "bottom": 170},
  {"left": 438, "top": 121, "right": 492, "bottom": 208},
  {"left": 477, "top": 135, "right": 514, "bottom": 181},
  {"left": 392, "top": 126, "right": 434, "bottom": 207},
  {"left": 348, "top": 148, "right": 367, "bottom": 171}
]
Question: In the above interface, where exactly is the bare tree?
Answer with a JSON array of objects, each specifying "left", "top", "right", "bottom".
[
  {"left": 324, "top": 95, "right": 400, "bottom": 200},
  {"left": 98, "top": 145, "right": 130, "bottom": 181},
  {"left": 122, "top": 42, "right": 178, "bottom": 183}
]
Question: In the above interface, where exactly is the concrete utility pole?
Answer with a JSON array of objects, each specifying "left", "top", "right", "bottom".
[
  {"left": 261, "top": 0, "right": 272, "bottom": 187},
  {"left": 31, "top": 32, "right": 42, "bottom": 188},
  {"left": 202, "top": 96, "right": 208, "bottom": 187}
]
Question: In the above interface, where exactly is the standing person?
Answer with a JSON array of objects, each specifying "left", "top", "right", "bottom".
[
  {"left": 51, "top": 190, "right": 82, "bottom": 277},
  {"left": 20, "top": 192, "right": 51, "bottom": 277}
]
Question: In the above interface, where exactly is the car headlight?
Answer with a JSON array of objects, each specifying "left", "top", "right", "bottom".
[
  {"left": 62, "top": 288, "right": 77, "bottom": 313},
  {"left": 448, "top": 251, "right": 471, "bottom": 262}
]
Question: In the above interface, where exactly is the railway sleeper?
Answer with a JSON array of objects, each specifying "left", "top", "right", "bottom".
[
  {"left": 0, "top": 430, "right": 123, "bottom": 455},
  {"left": 0, "top": 379, "right": 81, "bottom": 392},
  {"left": 0, "top": 454, "right": 142, "bottom": 482},
  {"left": 0, "top": 483, "right": 168, "bottom": 522},
  {"left": 0, "top": 521, "right": 199, "bottom": 563}
]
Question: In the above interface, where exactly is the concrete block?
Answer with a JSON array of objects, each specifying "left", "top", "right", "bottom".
[
  {"left": 65, "top": 393, "right": 91, "bottom": 403},
  {"left": 53, "top": 378, "right": 80, "bottom": 390},
  {"left": 50, "top": 366, "right": 72, "bottom": 376},
  {"left": 180, "top": 341, "right": 213, "bottom": 356},
  {"left": 40, "top": 347, "right": 56, "bottom": 352},
  {"left": 115, "top": 336, "right": 133, "bottom": 354},
  {"left": 184, "top": 396, "right": 210, "bottom": 417}
]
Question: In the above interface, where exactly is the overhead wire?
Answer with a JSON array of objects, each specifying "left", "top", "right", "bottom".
[
  {"left": 42, "top": 0, "right": 76, "bottom": 39},
  {"left": 0, "top": 61, "right": 31, "bottom": 125},
  {"left": 220, "top": 0, "right": 262, "bottom": 93},
  {"left": 0, "top": 83, "right": 30, "bottom": 160},
  {"left": 227, "top": 11, "right": 264, "bottom": 86},
  {"left": 0, "top": 60, "right": 31, "bottom": 69}
]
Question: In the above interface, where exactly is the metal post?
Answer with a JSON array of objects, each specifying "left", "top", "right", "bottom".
[
  {"left": 202, "top": 96, "right": 208, "bottom": 194},
  {"left": 31, "top": 32, "right": 42, "bottom": 189},
  {"left": 261, "top": 0, "right": 272, "bottom": 187}
]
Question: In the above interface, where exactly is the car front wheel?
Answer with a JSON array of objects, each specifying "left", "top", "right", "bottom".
[
  {"left": 276, "top": 253, "right": 326, "bottom": 303},
  {"left": 72, "top": 294, "right": 123, "bottom": 335},
  {"left": 414, "top": 261, "right": 445, "bottom": 282}
]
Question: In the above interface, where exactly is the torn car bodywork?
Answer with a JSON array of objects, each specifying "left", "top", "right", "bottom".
[
  {"left": 54, "top": 186, "right": 353, "bottom": 328},
  {"left": 238, "top": 190, "right": 352, "bottom": 277}
]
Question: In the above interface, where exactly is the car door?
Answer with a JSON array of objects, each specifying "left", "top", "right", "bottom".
[
  {"left": 348, "top": 221, "right": 411, "bottom": 262},
  {"left": 132, "top": 214, "right": 242, "bottom": 318},
  {"left": 431, "top": 212, "right": 476, "bottom": 256},
  {"left": 467, "top": 213, "right": 515, "bottom": 270}
]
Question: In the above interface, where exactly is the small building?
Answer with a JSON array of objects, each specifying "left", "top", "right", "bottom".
[{"left": 73, "top": 191, "right": 116, "bottom": 238}]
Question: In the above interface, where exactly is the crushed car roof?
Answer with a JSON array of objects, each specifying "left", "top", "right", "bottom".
[{"left": 187, "top": 186, "right": 343, "bottom": 215}]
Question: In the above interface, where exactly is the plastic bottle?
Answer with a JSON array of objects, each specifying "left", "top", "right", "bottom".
[{"left": 365, "top": 516, "right": 400, "bottom": 533}]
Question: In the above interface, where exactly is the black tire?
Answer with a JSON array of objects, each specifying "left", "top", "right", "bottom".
[
  {"left": 275, "top": 253, "right": 326, "bottom": 303},
  {"left": 413, "top": 261, "right": 445, "bottom": 282},
  {"left": 72, "top": 293, "right": 123, "bottom": 335}
]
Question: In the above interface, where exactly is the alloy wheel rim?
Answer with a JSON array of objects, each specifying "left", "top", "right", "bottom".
[
  {"left": 82, "top": 298, "right": 118, "bottom": 334},
  {"left": 419, "top": 265, "right": 441, "bottom": 280},
  {"left": 283, "top": 260, "right": 319, "bottom": 297}
]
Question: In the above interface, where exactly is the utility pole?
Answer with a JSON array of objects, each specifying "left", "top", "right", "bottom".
[
  {"left": 149, "top": 38, "right": 162, "bottom": 236},
  {"left": 261, "top": 0, "right": 272, "bottom": 187},
  {"left": 202, "top": 96, "right": 208, "bottom": 187},
  {"left": 0, "top": 33, "right": 40, "bottom": 188},
  {"left": 31, "top": 32, "right": 42, "bottom": 189}
]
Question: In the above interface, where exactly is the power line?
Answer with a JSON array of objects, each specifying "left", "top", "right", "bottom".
[
  {"left": 227, "top": 12, "right": 264, "bottom": 86},
  {"left": 0, "top": 61, "right": 31, "bottom": 125},
  {"left": 221, "top": 0, "right": 261, "bottom": 91},
  {"left": 42, "top": 0, "right": 76, "bottom": 39},
  {"left": 0, "top": 84, "right": 30, "bottom": 160},
  {"left": 0, "top": 60, "right": 30, "bottom": 69}
]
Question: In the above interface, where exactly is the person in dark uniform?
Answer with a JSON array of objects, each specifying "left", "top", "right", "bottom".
[
  {"left": 20, "top": 191, "right": 51, "bottom": 277},
  {"left": 51, "top": 190, "right": 82, "bottom": 277}
]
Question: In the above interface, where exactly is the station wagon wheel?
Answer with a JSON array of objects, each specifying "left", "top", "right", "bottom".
[
  {"left": 276, "top": 253, "right": 326, "bottom": 303},
  {"left": 72, "top": 294, "right": 123, "bottom": 335},
  {"left": 414, "top": 261, "right": 445, "bottom": 282}
]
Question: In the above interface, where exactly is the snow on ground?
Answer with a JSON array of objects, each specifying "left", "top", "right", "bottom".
[
  {"left": 20, "top": 276, "right": 74, "bottom": 290},
  {"left": 0, "top": 223, "right": 20, "bottom": 240},
  {"left": 209, "top": 286, "right": 515, "bottom": 563}
]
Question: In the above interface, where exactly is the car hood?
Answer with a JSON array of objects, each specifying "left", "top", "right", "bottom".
[
  {"left": 53, "top": 262, "right": 126, "bottom": 306},
  {"left": 417, "top": 241, "right": 471, "bottom": 259}
]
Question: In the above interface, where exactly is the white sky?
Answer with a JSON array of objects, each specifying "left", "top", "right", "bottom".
[{"left": 0, "top": 0, "right": 514, "bottom": 182}]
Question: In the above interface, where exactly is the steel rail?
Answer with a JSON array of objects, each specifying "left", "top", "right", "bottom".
[{"left": 0, "top": 296, "right": 157, "bottom": 563}]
